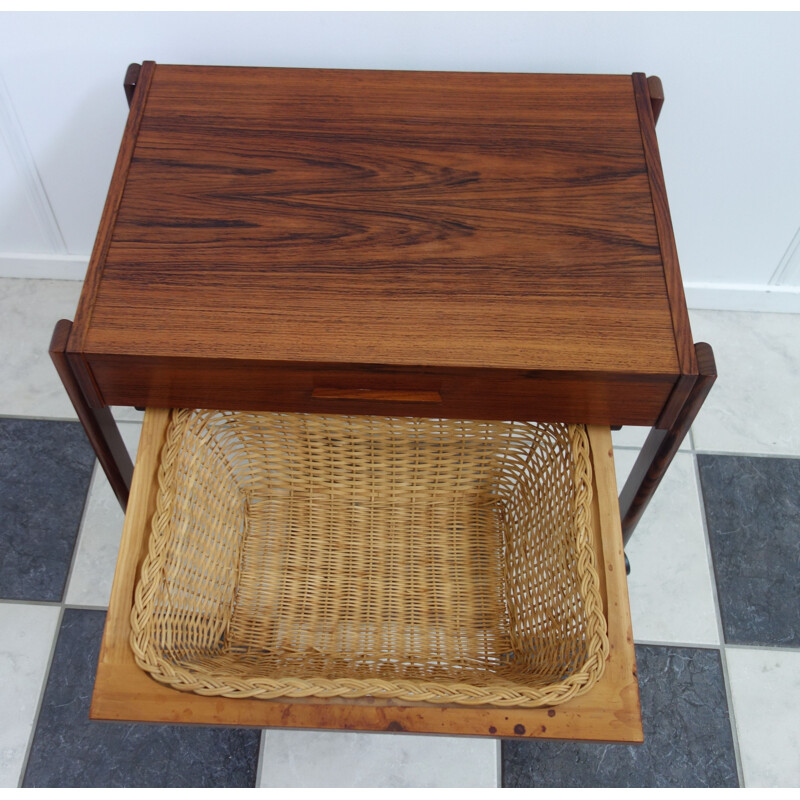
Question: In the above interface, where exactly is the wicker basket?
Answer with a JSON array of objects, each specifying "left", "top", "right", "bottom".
[{"left": 130, "top": 410, "right": 608, "bottom": 708}]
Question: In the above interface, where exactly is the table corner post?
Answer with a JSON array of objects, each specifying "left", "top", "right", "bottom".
[
  {"left": 647, "top": 75, "right": 664, "bottom": 125},
  {"left": 124, "top": 63, "right": 141, "bottom": 108},
  {"left": 619, "top": 342, "right": 717, "bottom": 544},
  {"left": 49, "top": 319, "right": 134, "bottom": 511}
]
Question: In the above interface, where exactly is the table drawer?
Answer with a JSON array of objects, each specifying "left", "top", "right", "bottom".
[
  {"left": 91, "top": 409, "right": 642, "bottom": 742},
  {"left": 85, "top": 353, "right": 675, "bottom": 427}
]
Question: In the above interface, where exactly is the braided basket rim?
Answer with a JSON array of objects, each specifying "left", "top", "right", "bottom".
[{"left": 130, "top": 410, "right": 608, "bottom": 708}]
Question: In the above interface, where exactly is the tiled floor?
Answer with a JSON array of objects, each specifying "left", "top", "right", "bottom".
[{"left": 1, "top": 278, "right": 798, "bottom": 787}]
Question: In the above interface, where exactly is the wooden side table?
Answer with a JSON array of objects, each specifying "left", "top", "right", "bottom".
[{"left": 50, "top": 63, "right": 715, "bottom": 741}]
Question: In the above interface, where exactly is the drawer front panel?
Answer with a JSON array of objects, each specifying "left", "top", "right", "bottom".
[{"left": 87, "top": 353, "right": 675, "bottom": 426}]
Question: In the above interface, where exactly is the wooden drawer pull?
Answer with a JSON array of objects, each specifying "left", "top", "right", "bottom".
[{"left": 312, "top": 388, "right": 442, "bottom": 403}]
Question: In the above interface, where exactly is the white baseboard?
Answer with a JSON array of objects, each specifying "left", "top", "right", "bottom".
[
  {"left": 0, "top": 253, "right": 88, "bottom": 281},
  {"left": 2, "top": 255, "right": 799, "bottom": 314},
  {"left": 685, "top": 282, "right": 800, "bottom": 314}
]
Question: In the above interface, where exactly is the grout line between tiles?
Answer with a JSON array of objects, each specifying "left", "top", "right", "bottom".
[
  {"left": 0, "top": 413, "right": 143, "bottom": 425},
  {"left": 17, "top": 604, "right": 65, "bottom": 788},
  {"left": 613, "top": 429, "right": 800, "bottom": 461},
  {"left": 499, "top": 742, "right": 506, "bottom": 788},
  {"left": 632, "top": 639, "right": 722, "bottom": 651},
  {"left": 720, "top": 647, "right": 745, "bottom": 788},
  {"left": 255, "top": 729, "right": 266, "bottom": 788},
  {"left": 613, "top": 442, "right": 800, "bottom": 461},
  {"left": 0, "top": 413, "right": 78, "bottom": 423},
  {"left": 692, "top": 452, "right": 745, "bottom": 787},
  {"left": 611, "top": 445, "right": 692, "bottom": 457},
  {"left": 0, "top": 275, "right": 82, "bottom": 282},
  {"left": 63, "top": 603, "right": 110, "bottom": 611},
  {"left": 113, "top": 418, "right": 146, "bottom": 428},
  {"left": 693, "top": 448, "right": 800, "bottom": 461},
  {"left": 0, "top": 598, "right": 60, "bottom": 607},
  {"left": 723, "top": 642, "right": 800, "bottom": 654}
]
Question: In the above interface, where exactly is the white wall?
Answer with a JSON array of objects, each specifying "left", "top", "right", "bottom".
[{"left": 1, "top": 11, "right": 799, "bottom": 309}]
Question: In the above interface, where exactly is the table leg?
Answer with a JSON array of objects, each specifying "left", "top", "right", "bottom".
[
  {"left": 618, "top": 342, "right": 716, "bottom": 544},
  {"left": 647, "top": 75, "right": 664, "bottom": 125},
  {"left": 49, "top": 319, "right": 134, "bottom": 511},
  {"left": 124, "top": 63, "right": 141, "bottom": 108}
]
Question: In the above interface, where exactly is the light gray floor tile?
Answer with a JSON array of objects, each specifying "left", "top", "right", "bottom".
[
  {"left": 726, "top": 647, "right": 800, "bottom": 787},
  {"left": 258, "top": 729, "right": 498, "bottom": 788},
  {"left": 0, "top": 278, "right": 82, "bottom": 420},
  {"left": 0, "top": 277, "right": 140, "bottom": 424},
  {"left": 614, "top": 450, "right": 719, "bottom": 646},
  {"left": 612, "top": 426, "right": 691, "bottom": 453},
  {"left": 612, "top": 426, "right": 650, "bottom": 451},
  {"left": 690, "top": 310, "right": 800, "bottom": 456},
  {"left": 111, "top": 407, "right": 144, "bottom": 423},
  {"left": 65, "top": 422, "right": 142, "bottom": 608},
  {"left": 0, "top": 603, "right": 60, "bottom": 787}
]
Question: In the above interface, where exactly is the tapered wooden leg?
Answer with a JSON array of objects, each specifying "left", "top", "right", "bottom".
[
  {"left": 647, "top": 75, "right": 664, "bottom": 125},
  {"left": 619, "top": 343, "right": 716, "bottom": 544},
  {"left": 49, "top": 319, "right": 134, "bottom": 511},
  {"left": 124, "top": 63, "right": 141, "bottom": 108}
]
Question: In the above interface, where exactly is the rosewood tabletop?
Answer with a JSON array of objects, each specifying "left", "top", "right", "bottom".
[{"left": 65, "top": 63, "right": 697, "bottom": 427}]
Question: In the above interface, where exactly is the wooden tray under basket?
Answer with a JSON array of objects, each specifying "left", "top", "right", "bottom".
[{"left": 92, "top": 409, "right": 641, "bottom": 741}]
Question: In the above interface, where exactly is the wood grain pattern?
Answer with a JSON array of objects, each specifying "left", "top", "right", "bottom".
[
  {"left": 68, "top": 65, "right": 685, "bottom": 423},
  {"left": 655, "top": 371, "right": 697, "bottom": 430},
  {"left": 85, "top": 352, "right": 675, "bottom": 425},
  {"left": 632, "top": 73, "right": 697, "bottom": 376},
  {"left": 91, "top": 414, "right": 641, "bottom": 742},
  {"left": 68, "top": 60, "right": 155, "bottom": 359}
]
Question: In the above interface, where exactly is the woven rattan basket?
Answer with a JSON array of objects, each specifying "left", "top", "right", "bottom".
[{"left": 130, "top": 410, "right": 608, "bottom": 708}]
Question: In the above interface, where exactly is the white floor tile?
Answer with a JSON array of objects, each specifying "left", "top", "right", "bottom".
[
  {"left": 612, "top": 426, "right": 649, "bottom": 451},
  {"left": 726, "top": 647, "right": 800, "bottom": 787},
  {"left": 689, "top": 309, "right": 800, "bottom": 456},
  {"left": 612, "top": 425, "right": 691, "bottom": 453},
  {"left": 112, "top": 407, "right": 144, "bottom": 423},
  {"left": 0, "top": 603, "right": 60, "bottom": 787},
  {"left": 0, "top": 278, "right": 82, "bottom": 420},
  {"left": 0, "top": 277, "right": 143, "bottom": 424},
  {"left": 614, "top": 449, "right": 719, "bottom": 646},
  {"left": 65, "top": 422, "right": 142, "bottom": 607},
  {"left": 258, "top": 729, "right": 498, "bottom": 788}
]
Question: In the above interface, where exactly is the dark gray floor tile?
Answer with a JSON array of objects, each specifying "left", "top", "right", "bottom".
[
  {"left": 23, "top": 609, "right": 261, "bottom": 788},
  {"left": 698, "top": 454, "right": 800, "bottom": 647},
  {"left": 502, "top": 645, "right": 738, "bottom": 787},
  {"left": 0, "top": 418, "right": 95, "bottom": 601}
]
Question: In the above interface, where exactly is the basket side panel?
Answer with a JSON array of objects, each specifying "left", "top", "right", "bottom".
[
  {"left": 133, "top": 410, "right": 249, "bottom": 662},
  {"left": 501, "top": 424, "right": 592, "bottom": 680}
]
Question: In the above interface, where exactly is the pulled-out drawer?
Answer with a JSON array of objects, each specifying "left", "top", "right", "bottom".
[{"left": 91, "top": 408, "right": 642, "bottom": 742}]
